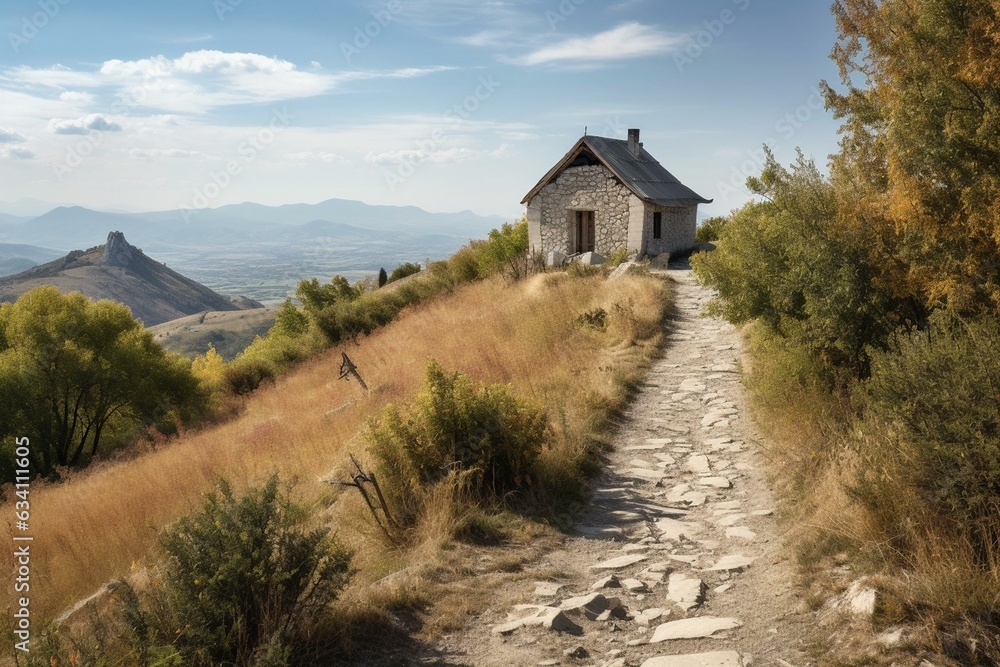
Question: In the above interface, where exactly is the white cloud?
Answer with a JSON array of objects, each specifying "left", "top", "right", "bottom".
[
  {"left": 0, "top": 128, "right": 26, "bottom": 143},
  {"left": 59, "top": 91, "right": 95, "bottom": 104},
  {"left": 1, "top": 146, "right": 35, "bottom": 160},
  {"left": 129, "top": 148, "right": 208, "bottom": 160},
  {"left": 457, "top": 30, "right": 514, "bottom": 47},
  {"left": 515, "top": 23, "right": 686, "bottom": 67},
  {"left": 286, "top": 151, "right": 350, "bottom": 164},
  {"left": 365, "top": 144, "right": 508, "bottom": 166},
  {"left": 49, "top": 114, "right": 123, "bottom": 135}
]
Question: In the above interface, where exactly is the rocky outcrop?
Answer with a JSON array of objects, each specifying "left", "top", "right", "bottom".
[{"left": 102, "top": 230, "right": 134, "bottom": 267}]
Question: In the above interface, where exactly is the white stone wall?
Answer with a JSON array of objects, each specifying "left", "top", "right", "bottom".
[
  {"left": 643, "top": 204, "right": 697, "bottom": 256},
  {"left": 525, "top": 164, "right": 699, "bottom": 258},
  {"left": 530, "top": 165, "right": 632, "bottom": 256}
]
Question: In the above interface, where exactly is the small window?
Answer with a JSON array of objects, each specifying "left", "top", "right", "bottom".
[{"left": 653, "top": 212, "right": 662, "bottom": 239}]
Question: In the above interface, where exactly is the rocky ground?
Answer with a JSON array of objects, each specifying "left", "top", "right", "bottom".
[{"left": 417, "top": 263, "right": 822, "bottom": 667}]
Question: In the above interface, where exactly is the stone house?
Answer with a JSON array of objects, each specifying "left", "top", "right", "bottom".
[{"left": 522, "top": 129, "right": 711, "bottom": 261}]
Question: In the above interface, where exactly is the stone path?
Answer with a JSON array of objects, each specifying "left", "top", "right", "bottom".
[{"left": 425, "top": 264, "right": 816, "bottom": 667}]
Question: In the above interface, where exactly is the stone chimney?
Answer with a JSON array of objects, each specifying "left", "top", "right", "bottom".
[
  {"left": 628, "top": 128, "right": 642, "bottom": 157},
  {"left": 102, "top": 230, "right": 134, "bottom": 267}
]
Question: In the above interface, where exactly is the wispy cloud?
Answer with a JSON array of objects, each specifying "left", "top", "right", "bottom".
[
  {"left": 379, "top": 0, "right": 540, "bottom": 29},
  {"left": 2, "top": 50, "right": 458, "bottom": 115},
  {"left": 129, "top": 148, "right": 208, "bottom": 159},
  {"left": 1, "top": 146, "right": 35, "bottom": 160},
  {"left": 608, "top": 0, "right": 647, "bottom": 11},
  {"left": 514, "top": 23, "right": 686, "bottom": 67},
  {"left": 165, "top": 33, "right": 214, "bottom": 44},
  {"left": 365, "top": 144, "right": 509, "bottom": 166}
]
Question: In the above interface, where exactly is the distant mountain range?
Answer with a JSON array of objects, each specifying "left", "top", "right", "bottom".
[
  {"left": 0, "top": 199, "right": 508, "bottom": 302},
  {"left": 0, "top": 231, "right": 262, "bottom": 326}
]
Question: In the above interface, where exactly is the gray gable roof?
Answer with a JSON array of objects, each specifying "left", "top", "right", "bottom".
[{"left": 522, "top": 134, "right": 712, "bottom": 207}]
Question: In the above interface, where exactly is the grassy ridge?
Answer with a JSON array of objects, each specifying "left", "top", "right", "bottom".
[{"left": 12, "top": 269, "right": 668, "bottom": 633}]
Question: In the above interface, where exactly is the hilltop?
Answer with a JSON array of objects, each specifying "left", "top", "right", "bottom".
[{"left": 0, "top": 231, "right": 263, "bottom": 326}]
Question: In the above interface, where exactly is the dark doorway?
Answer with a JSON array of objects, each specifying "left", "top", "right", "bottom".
[{"left": 571, "top": 210, "right": 595, "bottom": 254}]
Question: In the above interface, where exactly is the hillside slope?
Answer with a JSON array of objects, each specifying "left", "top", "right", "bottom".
[
  {"left": 148, "top": 307, "right": 276, "bottom": 359},
  {"left": 0, "top": 231, "right": 262, "bottom": 326}
]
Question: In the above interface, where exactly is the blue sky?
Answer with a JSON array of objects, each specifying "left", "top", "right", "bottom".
[{"left": 0, "top": 0, "right": 843, "bottom": 219}]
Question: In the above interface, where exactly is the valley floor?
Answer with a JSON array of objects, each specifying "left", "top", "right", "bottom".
[{"left": 418, "top": 264, "right": 815, "bottom": 667}]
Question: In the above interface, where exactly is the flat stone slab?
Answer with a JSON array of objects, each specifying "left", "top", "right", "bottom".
[
  {"left": 628, "top": 468, "right": 667, "bottom": 482},
  {"left": 649, "top": 616, "right": 743, "bottom": 643},
  {"left": 627, "top": 444, "right": 668, "bottom": 451},
  {"left": 560, "top": 593, "right": 615, "bottom": 620},
  {"left": 716, "top": 513, "right": 747, "bottom": 527},
  {"left": 667, "top": 573, "right": 706, "bottom": 611},
  {"left": 493, "top": 605, "right": 582, "bottom": 635},
  {"left": 698, "top": 476, "right": 733, "bottom": 489},
  {"left": 591, "top": 575, "right": 622, "bottom": 590},
  {"left": 705, "top": 554, "right": 755, "bottom": 572},
  {"left": 655, "top": 517, "right": 700, "bottom": 542},
  {"left": 714, "top": 500, "right": 742, "bottom": 510},
  {"left": 679, "top": 379, "right": 707, "bottom": 393},
  {"left": 534, "top": 582, "right": 564, "bottom": 597},
  {"left": 686, "top": 454, "right": 711, "bottom": 473},
  {"left": 591, "top": 554, "right": 648, "bottom": 570},
  {"left": 725, "top": 527, "right": 757, "bottom": 540},
  {"left": 646, "top": 438, "right": 674, "bottom": 445},
  {"left": 641, "top": 651, "right": 744, "bottom": 667},
  {"left": 622, "top": 578, "right": 648, "bottom": 592}
]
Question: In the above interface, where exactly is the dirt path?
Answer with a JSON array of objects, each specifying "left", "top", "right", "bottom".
[{"left": 425, "top": 264, "right": 817, "bottom": 667}]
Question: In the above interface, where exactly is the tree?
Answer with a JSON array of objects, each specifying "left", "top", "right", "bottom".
[
  {"left": 378, "top": 267, "right": 388, "bottom": 287},
  {"left": 0, "top": 287, "right": 202, "bottom": 476},
  {"left": 387, "top": 262, "right": 421, "bottom": 283},
  {"left": 824, "top": 0, "right": 1000, "bottom": 313},
  {"left": 479, "top": 218, "right": 530, "bottom": 280},
  {"left": 692, "top": 149, "right": 919, "bottom": 380},
  {"left": 295, "top": 275, "right": 359, "bottom": 315}
]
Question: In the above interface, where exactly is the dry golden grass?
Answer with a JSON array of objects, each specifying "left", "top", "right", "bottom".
[{"left": 9, "top": 271, "right": 668, "bottom": 623}]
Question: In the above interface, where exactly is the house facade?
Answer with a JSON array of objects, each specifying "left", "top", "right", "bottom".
[{"left": 522, "top": 129, "right": 711, "bottom": 261}]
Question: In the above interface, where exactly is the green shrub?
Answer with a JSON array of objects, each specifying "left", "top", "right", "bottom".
[
  {"left": 387, "top": 262, "right": 421, "bottom": 283},
  {"left": 606, "top": 247, "right": 629, "bottom": 268},
  {"left": 864, "top": 312, "right": 1000, "bottom": 563},
  {"left": 138, "top": 476, "right": 353, "bottom": 667},
  {"left": 577, "top": 307, "right": 608, "bottom": 331},
  {"left": 224, "top": 359, "right": 276, "bottom": 396},
  {"left": 367, "top": 361, "right": 549, "bottom": 525},
  {"left": 695, "top": 215, "right": 728, "bottom": 243}
]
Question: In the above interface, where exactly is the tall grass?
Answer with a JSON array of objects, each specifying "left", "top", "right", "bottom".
[{"left": 8, "top": 271, "right": 668, "bottom": 624}]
